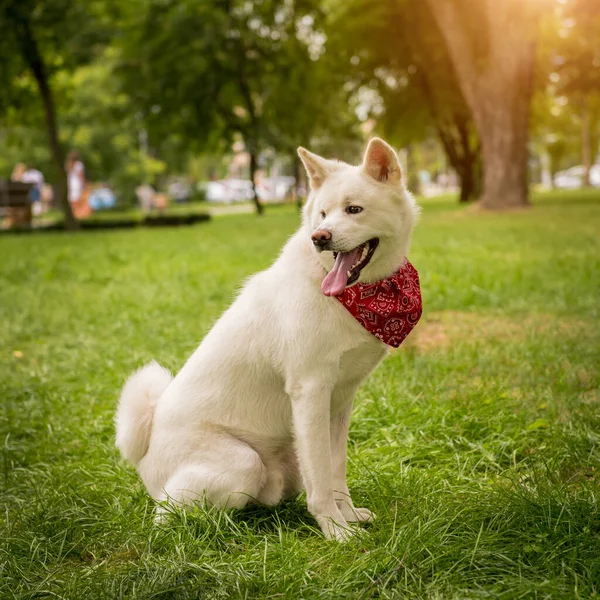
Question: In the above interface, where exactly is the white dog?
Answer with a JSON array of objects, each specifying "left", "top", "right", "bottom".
[{"left": 116, "top": 138, "right": 421, "bottom": 540}]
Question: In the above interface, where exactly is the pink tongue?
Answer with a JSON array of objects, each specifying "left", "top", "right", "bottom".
[{"left": 321, "top": 248, "right": 362, "bottom": 296}]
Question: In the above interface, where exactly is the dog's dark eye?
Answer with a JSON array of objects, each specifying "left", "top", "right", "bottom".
[
  {"left": 320, "top": 210, "right": 326, "bottom": 219},
  {"left": 346, "top": 205, "right": 363, "bottom": 215}
]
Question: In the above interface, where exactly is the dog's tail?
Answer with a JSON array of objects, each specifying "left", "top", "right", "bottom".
[{"left": 115, "top": 361, "right": 173, "bottom": 466}]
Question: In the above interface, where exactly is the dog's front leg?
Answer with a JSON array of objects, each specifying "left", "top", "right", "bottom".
[
  {"left": 289, "top": 381, "right": 352, "bottom": 541},
  {"left": 331, "top": 395, "right": 375, "bottom": 523}
]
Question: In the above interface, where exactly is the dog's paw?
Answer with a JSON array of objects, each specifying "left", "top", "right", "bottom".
[
  {"left": 326, "top": 522, "right": 356, "bottom": 542},
  {"left": 339, "top": 503, "right": 376, "bottom": 523},
  {"left": 317, "top": 515, "right": 355, "bottom": 542},
  {"left": 349, "top": 507, "right": 376, "bottom": 522},
  {"left": 154, "top": 506, "right": 169, "bottom": 525}
]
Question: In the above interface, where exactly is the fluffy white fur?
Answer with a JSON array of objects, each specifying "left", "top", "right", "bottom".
[{"left": 115, "top": 138, "right": 418, "bottom": 540}]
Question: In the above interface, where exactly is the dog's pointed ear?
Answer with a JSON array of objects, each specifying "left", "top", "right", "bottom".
[
  {"left": 362, "top": 138, "right": 402, "bottom": 184},
  {"left": 297, "top": 147, "right": 335, "bottom": 190}
]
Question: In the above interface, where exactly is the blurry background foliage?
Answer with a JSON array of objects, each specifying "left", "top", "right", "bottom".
[{"left": 0, "top": 0, "right": 598, "bottom": 216}]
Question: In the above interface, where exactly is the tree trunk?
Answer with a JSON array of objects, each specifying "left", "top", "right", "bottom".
[
  {"left": 426, "top": 0, "right": 541, "bottom": 209},
  {"left": 439, "top": 137, "right": 478, "bottom": 203},
  {"left": 436, "top": 118, "right": 481, "bottom": 203},
  {"left": 478, "top": 99, "right": 531, "bottom": 209},
  {"left": 581, "top": 96, "right": 592, "bottom": 188},
  {"left": 458, "top": 115, "right": 482, "bottom": 202},
  {"left": 458, "top": 161, "right": 475, "bottom": 203},
  {"left": 15, "top": 15, "right": 77, "bottom": 229},
  {"left": 34, "top": 65, "right": 77, "bottom": 228},
  {"left": 407, "top": 13, "right": 481, "bottom": 204},
  {"left": 292, "top": 152, "right": 302, "bottom": 211},
  {"left": 404, "top": 145, "right": 421, "bottom": 195},
  {"left": 248, "top": 149, "right": 263, "bottom": 216}
]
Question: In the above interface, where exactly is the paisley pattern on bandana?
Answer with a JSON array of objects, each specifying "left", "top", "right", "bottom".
[{"left": 336, "top": 259, "right": 422, "bottom": 348}]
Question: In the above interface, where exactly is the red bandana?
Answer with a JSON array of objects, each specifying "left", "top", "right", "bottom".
[{"left": 335, "top": 259, "right": 422, "bottom": 347}]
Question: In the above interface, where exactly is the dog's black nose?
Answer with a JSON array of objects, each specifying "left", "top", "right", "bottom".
[{"left": 312, "top": 229, "right": 332, "bottom": 248}]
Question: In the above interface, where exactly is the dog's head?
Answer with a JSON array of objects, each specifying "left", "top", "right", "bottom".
[{"left": 298, "top": 138, "right": 419, "bottom": 296}]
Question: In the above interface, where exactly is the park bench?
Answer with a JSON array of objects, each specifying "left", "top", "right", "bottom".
[{"left": 0, "top": 180, "right": 33, "bottom": 229}]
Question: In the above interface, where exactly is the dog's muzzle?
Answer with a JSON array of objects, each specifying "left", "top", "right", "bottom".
[{"left": 311, "top": 228, "right": 332, "bottom": 251}]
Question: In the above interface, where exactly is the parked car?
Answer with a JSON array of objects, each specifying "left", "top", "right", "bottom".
[
  {"left": 256, "top": 176, "right": 296, "bottom": 203},
  {"left": 88, "top": 184, "right": 116, "bottom": 210},
  {"left": 201, "top": 179, "right": 254, "bottom": 203},
  {"left": 168, "top": 179, "right": 192, "bottom": 203},
  {"left": 201, "top": 177, "right": 297, "bottom": 204}
]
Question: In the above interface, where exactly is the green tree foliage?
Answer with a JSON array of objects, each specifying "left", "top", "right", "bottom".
[
  {"left": 531, "top": 0, "right": 600, "bottom": 187},
  {"left": 330, "top": 0, "right": 481, "bottom": 202},
  {"left": 59, "top": 50, "right": 169, "bottom": 205},
  {"left": 531, "top": 89, "right": 581, "bottom": 184},
  {"left": 2, "top": 0, "right": 597, "bottom": 215},
  {"left": 554, "top": 0, "right": 600, "bottom": 185},
  {"left": 116, "top": 0, "right": 357, "bottom": 214},
  {"left": 0, "top": 0, "right": 115, "bottom": 227}
]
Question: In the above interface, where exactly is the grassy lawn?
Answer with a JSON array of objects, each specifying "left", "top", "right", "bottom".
[{"left": 1, "top": 189, "right": 599, "bottom": 599}]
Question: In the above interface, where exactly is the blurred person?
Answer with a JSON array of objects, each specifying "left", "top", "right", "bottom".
[
  {"left": 6, "top": 163, "right": 31, "bottom": 227},
  {"left": 168, "top": 180, "right": 191, "bottom": 204},
  {"left": 41, "top": 183, "right": 54, "bottom": 212},
  {"left": 11, "top": 162, "right": 26, "bottom": 182},
  {"left": 136, "top": 183, "right": 155, "bottom": 212},
  {"left": 154, "top": 192, "right": 169, "bottom": 212},
  {"left": 66, "top": 150, "right": 91, "bottom": 219},
  {"left": 22, "top": 165, "right": 45, "bottom": 215}
]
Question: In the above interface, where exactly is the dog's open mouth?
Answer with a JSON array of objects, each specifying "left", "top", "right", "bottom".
[{"left": 321, "top": 238, "right": 379, "bottom": 296}]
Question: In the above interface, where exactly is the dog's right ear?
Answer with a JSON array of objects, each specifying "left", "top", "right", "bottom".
[
  {"left": 297, "top": 147, "right": 334, "bottom": 190},
  {"left": 362, "top": 138, "right": 402, "bottom": 184}
]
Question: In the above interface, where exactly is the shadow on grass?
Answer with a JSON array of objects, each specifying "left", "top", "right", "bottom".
[{"left": 156, "top": 496, "right": 321, "bottom": 542}]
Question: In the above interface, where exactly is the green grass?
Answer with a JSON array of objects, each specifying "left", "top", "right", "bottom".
[{"left": 1, "top": 188, "right": 599, "bottom": 599}]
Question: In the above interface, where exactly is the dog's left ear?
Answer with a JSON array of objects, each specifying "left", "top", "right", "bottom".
[
  {"left": 297, "top": 147, "right": 338, "bottom": 190},
  {"left": 362, "top": 138, "right": 402, "bottom": 184}
]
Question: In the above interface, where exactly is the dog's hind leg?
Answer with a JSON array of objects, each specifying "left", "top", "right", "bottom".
[
  {"left": 255, "top": 462, "right": 285, "bottom": 506},
  {"left": 156, "top": 434, "right": 266, "bottom": 519}
]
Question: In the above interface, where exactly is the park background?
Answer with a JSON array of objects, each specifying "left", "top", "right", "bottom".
[{"left": 1, "top": 0, "right": 600, "bottom": 598}]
